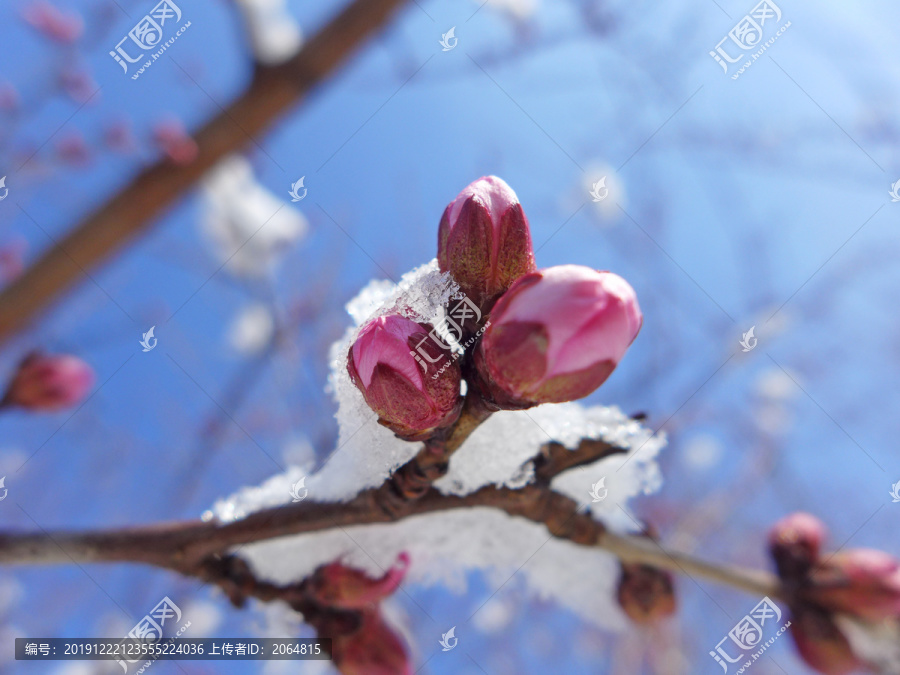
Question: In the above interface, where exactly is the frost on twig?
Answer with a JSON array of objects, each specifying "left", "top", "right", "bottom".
[{"left": 211, "top": 262, "right": 666, "bottom": 629}]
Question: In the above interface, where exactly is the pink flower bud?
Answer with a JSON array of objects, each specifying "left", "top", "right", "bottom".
[
  {"left": 348, "top": 315, "right": 463, "bottom": 439},
  {"left": 3, "top": 353, "right": 94, "bottom": 412},
  {"left": 0, "top": 83, "right": 20, "bottom": 111},
  {"left": 153, "top": 120, "right": 198, "bottom": 165},
  {"left": 331, "top": 609, "right": 412, "bottom": 675},
  {"left": 616, "top": 563, "right": 676, "bottom": 624},
  {"left": 474, "top": 265, "right": 642, "bottom": 407},
  {"left": 104, "top": 120, "right": 136, "bottom": 153},
  {"left": 769, "top": 512, "right": 827, "bottom": 580},
  {"left": 56, "top": 132, "right": 91, "bottom": 166},
  {"left": 308, "top": 553, "right": 409, "bottom": 610},
  {"left": 789, "top": 607, "right": 863, "bottom": 675},
  {"left": 807, "top": 549, "right": 900, "bottom": 622},
  {"left": 0, "top": 238, "right": 27, "bottom": 282},
  {"left": 438, "top": 176, "right": 536, "bottom": 311},
  {"left": 22, "top": 1, "right": 83, "bottom": 44},
  {"left": 59, "top": 68, "right": 98, "bottom": 104}
]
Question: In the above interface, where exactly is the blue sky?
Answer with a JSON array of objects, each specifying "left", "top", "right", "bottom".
[{"left": 0, "top": 0, "right": 899, "bottom": 673}]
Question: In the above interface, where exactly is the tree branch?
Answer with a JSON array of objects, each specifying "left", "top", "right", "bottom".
[
  {"left": 0, "top": 0, "right": 411, "bottom": 344},
  {"left": 533, "top": 437, "right": 628, "bottom": 482},
  {"left": 0, "top": 400, "right": 779, "bottom": 603},
  {"left": 388, "top": 392, "right": 494, "bottom": 500},
  {"left": 0, "top": 480, "right": 780, "bottom": 603}
]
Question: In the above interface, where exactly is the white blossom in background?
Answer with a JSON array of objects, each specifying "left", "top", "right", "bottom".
[
  {"left": 211, "top": 261, "right": 666, "bottom": 630},
  {"left": 179, "top": 601, "right": 223, "bottom": 637},
  {"left": 50, "top": 665, "right": 94, "bottom": 675},
  {"left": 755, "top": 367, "right": 798, "bottom": 402},
  {"left": 234, "top": 0, "right": 303, "bottom": 65},
  {"left": 228, "top": 303, "right": 275, "bottom": 355},
  {"left": 472, "top": 596, "right": 514, "bottom": 634},
  {"left": 0, "top": 447, "right": 27, "bottom": 476},
  {"left": 681, "top": 433, "right": 722, "bottom": 471},
  {"left": 754, "top": 366, "right": 798, "bottom": 434},
  {"left": 200, "top": 155, "right": 307, "bottom": 278},
  {"left": 577, "top": 163, "right": 626, "bottom": 224},
  {"left": 0, "top": 576, "right": 22, "bottom": 616},
  {"left": 479, "top": 0, "right": 539, "bottom": 21}
]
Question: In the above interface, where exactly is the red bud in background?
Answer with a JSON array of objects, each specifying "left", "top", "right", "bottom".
[
  {"left": 304, "top": 556, "right": 413, "bottom": 675},
  {"left": 789, "top": 607, "right": 863, "bottom": 675},
  {"left": 806, "top": 549, "right": 900, "bottom": 622},
  {"left": 59, "top": 68, "right": 98, "bottom": 104},
  {"left": 474, "top": 265, "right": 642, "bottom": 408},
  {"left": 332, "top": 609, "right": 412, "bottom": 675},
  {"left": 2, "top": 353, "right": 94, "bottom": 412},
  {"left": 348, "top": 314, "right": 463, "bottom": 439},
  {"left": 308, "top": 553, "right": 410, "bottom": 611},
  {"left": 769, "top": 512, "right": 827, "bottom": 581},
  {"left": 438, "top": 176, "right": 536, "bottom": 312},
  {"left": 56, "top": 132, "right": 91, "bottom": 166},
  {"left": 22, "top": 1, "right": 83, "bottom": 44},
  {"left": 616, "top": 562, "right": 676, "bottom": 624},
  {"left": 767, "top": 513, "right": 900, "bottom": 673},
  {"left": 153, "top": 119, "right": 199, "bottom": 165}
]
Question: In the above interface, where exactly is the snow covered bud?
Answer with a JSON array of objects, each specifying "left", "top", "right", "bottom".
[
  {"left": 307, "top": 554, "right": 410, "bottom": 611},
  {"left": 769, "top": 512, "right": 827, "bottom": 581},
  {"left": 616, "top": 563, "right": 676, "bottom": 624},
  {"left": 332, "top": 609, "right": 412, "bottom": 675},
  {"left": 438, "top": 176, "right": 536, "bottom": 312},
  {"left": 348, "top": 315, "right": 463, "bottom": 440},
  {"left": 789, "top": 608, "right": 863, "bottom": 675},
  {"left": 2, "top": 353, "right": 94, "bottom": 412},
  {"left": 473, "top": 265, "right": 642, "bottom": 408},
  {"left": 806, "top": 549, "right": 900, "bottom": 622}
]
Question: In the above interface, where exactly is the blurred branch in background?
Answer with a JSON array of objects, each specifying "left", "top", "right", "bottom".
[{"left": 0, "top": 0, "right": 410, "bottom": 345}]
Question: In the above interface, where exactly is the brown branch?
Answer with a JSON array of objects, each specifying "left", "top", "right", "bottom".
[
  {"left": 533, "top": 437, "right": 628, "bottom": 482},
  {"left": 0, "top": 480, "right": 780, "bottom": 603},
  {"left": 0, "top": 0, "right": 411, "bottom": 344},
  {"left": 0, "top": 394, "right": 779, "bottom": 604},
  {"left": 388, "top": 392, "right": 494, "bottom": 501}
]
